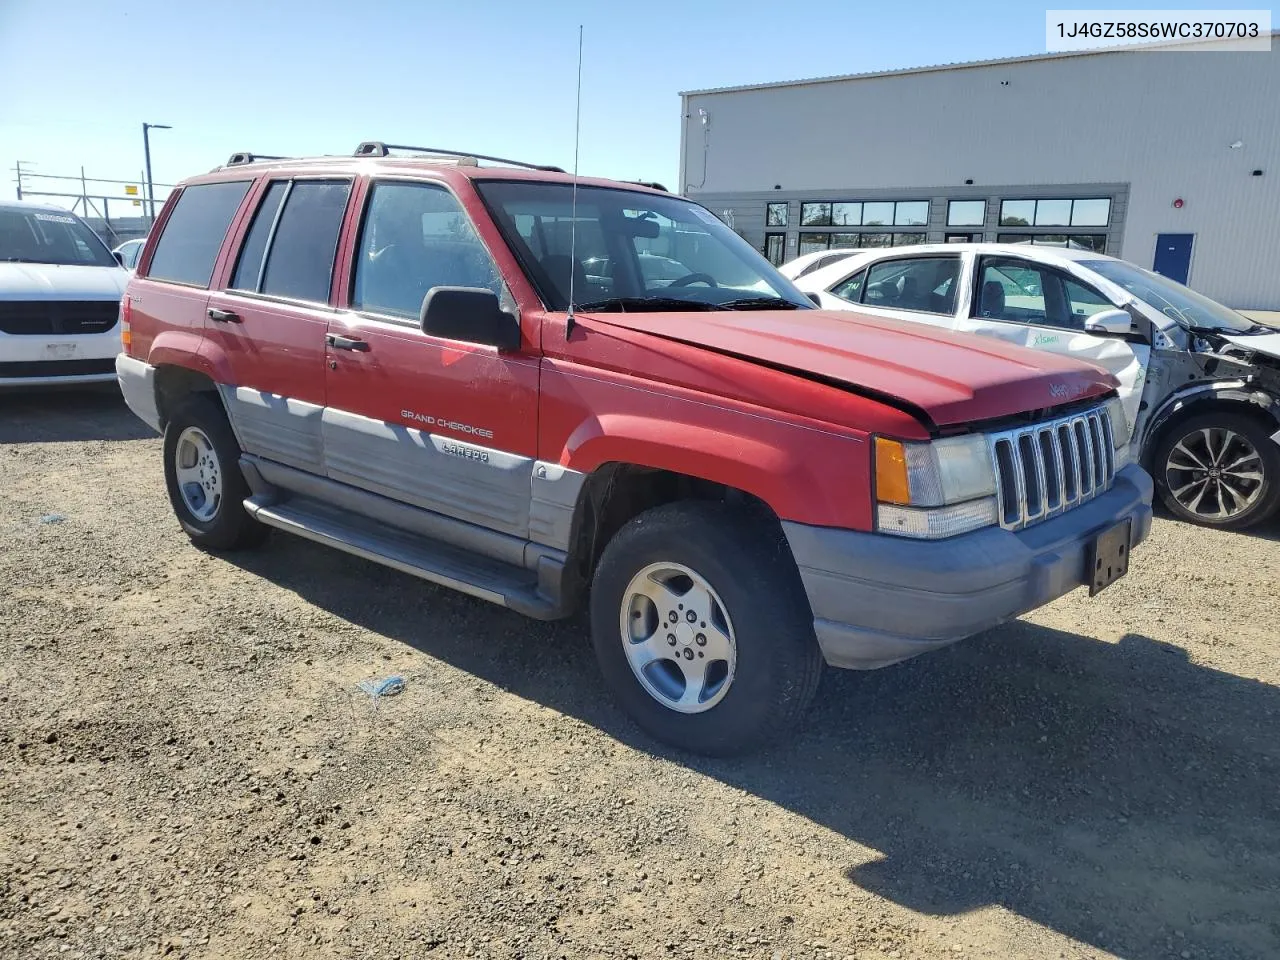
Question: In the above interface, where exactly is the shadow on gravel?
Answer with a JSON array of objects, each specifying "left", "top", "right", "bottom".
[
  {"left": 0, "top": 388, "right": 154, "bottom": 444},
  {"left": 231, "top": 535, "right": 1280, "bottom": 960}
]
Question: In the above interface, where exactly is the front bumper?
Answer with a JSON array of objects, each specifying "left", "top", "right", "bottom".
[
  {"left": 0, "top": 327, "right": 122, "bottom": 388},
  {"left": 783, "top": 464, "right": 1154, "bottom": 670}
]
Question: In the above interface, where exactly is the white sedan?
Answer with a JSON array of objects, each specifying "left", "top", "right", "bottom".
[{"left": 789, "top": 242, "right": 1280, "bottom": 530}]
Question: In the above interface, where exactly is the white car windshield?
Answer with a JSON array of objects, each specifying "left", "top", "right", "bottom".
[
  {"left": 477, "top": 181, "right": 812, "bottom": 312},
  {"left": 0, "top": 207, "right": 117, "bottom": 268},
  {"left": 1083, "top": 259, "right": 1258, "bottom": 334}
]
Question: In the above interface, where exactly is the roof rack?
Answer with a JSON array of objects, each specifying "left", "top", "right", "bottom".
[
  {"left": 225, "top": 152, "right": 291, "bottom": 167},
  {"left": 623, "top": 180, "right": 669, "bottom": 193},
  {"left": 354, "top": 141, "right": 565, "bottom": 173}
]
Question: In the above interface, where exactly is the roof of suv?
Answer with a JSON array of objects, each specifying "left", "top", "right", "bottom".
[{"left": 188, "top": 152, "right": 671, "bottom": 196}]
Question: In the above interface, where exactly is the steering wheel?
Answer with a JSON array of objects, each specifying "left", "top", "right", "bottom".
[{"left": 668, "top": 272, "right": 718, "bottom": 288}]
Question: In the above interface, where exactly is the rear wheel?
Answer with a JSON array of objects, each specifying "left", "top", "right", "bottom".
[
  {"left": 589, "top": 501, "right": 823, "bottom": 756},
  {"left": 162, "top": 394, "right": 266, "bottom": 550},
  {"left": 1152, "top": 410, "right": 1280, "bottom": 530}
]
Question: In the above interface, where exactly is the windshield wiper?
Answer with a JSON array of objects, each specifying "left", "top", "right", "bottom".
[
  {"left": 1188, "top": 322, "right": 1271, "bottom": 336},
  {"left": 574, "top": 296, "right": 727, "bottom": 313},
  {"left": 717, "top": 296, "right": 804, "bottom": 311}
]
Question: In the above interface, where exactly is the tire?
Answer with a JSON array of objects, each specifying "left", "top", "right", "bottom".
[
  {"left": 589, "top": 501, "right": 823, "bottom": 756},
  {"left": 162, "top": 394, "right": 267, "bottom": 551},
  {"left": 1151, "top": 409, "right": 1280, "bottom": 531}
]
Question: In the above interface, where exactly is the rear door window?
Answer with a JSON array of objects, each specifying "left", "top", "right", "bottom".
[
  {"left": 146, "top": 181, "right": 252, "bottom": 287},
  {"left": 862, "top": 257, "right": 962, "bottom": 315},
  {"left": 257, "top": 180, "right": 352, "bottom": 303},
  {"left": 230, "top": 181, "right": 289, "bottom": 291}
]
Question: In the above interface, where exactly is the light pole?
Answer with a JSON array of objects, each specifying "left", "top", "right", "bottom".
[{"left": 142, "top": 122, "right": 171, "bottom": 222}]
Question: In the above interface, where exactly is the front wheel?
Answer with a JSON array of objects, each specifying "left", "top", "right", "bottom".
[
  {"left": 1152, "top": 410, "right": 1280, "bottom": 530},
  {"left": 589, "top": 502, "right": 823, "bottom": 756}
]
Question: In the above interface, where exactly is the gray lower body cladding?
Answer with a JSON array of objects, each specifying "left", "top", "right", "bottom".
[
  {"left": 784, "top": 464, "right": 1154, "bottom": 670},
  {"left": 116, "top": 354, "right": 161, "bottom": 433}
]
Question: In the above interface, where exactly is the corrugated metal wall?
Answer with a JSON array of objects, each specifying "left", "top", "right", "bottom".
[{"left": 682, "top": 46, "right": 1280, "bottom": 308}]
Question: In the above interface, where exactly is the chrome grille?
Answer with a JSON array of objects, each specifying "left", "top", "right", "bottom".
[{"left": 989, "top": 406, "right": 1115, "bottom": 530}]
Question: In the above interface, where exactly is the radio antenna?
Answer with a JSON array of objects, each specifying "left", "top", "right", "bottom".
[{"left": 566, "top": 24, "right": 583, "bottom": 338}]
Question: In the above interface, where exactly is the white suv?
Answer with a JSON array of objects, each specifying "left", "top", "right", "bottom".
[{"left": 1, "top": 200, "right": 128, "bottom": 388}]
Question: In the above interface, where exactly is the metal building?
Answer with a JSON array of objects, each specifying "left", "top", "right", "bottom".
[{"left": 679, "top": 36, "right": 1280, "bottom": 309}]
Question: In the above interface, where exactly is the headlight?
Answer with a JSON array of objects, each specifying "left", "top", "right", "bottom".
[
  {"left": 874, "top": 435, "right": 999, "bottom": 539},
  {"left": 1104, "top": 397, "right": 1132, "bottom": 468}
]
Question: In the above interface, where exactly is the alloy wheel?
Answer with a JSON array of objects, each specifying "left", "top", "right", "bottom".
[
  {"left": 618, "top": 561, "right": 737, "bottom": 714},
  {"left": 173, "top": 426, "right": 223, "bottom": 523},
  {"left": 1164, "top": 426, "right": 1264, "bottom": 521}
]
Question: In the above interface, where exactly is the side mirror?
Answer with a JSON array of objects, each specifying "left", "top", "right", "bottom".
[
  {"left": 420, "top": 287, "right": 521, "bottom": 351},
  {"left": 1084, "top": 308, "right": 1132, "bottom": 336},
  {"left": 112, "top": 251, "right": 125, "bottom": 267},
  {"left": 806, "top": 292, "right": 822, "bottom": 306}
]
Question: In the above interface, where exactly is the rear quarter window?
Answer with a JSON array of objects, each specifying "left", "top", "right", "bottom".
[{"left": 146, "top": 181, "right": 252, "bottom": 287}]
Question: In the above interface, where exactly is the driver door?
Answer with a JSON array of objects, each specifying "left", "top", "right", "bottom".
[
  {"left": 322, "top": 178, "right": 540, "bottom": 538},
  {"left": 960, "top": 256, "right": 1150, "bottom": 438}
]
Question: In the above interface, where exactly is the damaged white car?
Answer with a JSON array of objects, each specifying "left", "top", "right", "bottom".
[{"left": 792, "top": 243, "right": 1280, "bottom": 530}]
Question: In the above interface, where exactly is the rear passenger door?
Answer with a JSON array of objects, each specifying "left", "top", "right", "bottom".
[
  {"left": 322, "top": 178, "right": 540, "bottom": 539},
  {"left": 204, "top": 177, "right": 353, "bottom": 474}
]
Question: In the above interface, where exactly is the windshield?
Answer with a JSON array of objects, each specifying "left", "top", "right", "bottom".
[
  {"left": 476, "top": 181, "right": 812, "bottom": 312},
  {"left": 0, "top": 207, "right": 117, "bottom": 268},
  {"left": 1082, "top": 258, "right": 1257, "bottom": 333}
]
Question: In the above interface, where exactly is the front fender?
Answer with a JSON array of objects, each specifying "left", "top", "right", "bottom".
[
  {"left": 1139, "top": 379, "right": 1280, "bottom": 461},
  {"left": 560, "top": 412, "right": 874, "bottom": 530}
]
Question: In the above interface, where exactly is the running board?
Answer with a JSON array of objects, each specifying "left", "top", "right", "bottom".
[{"left": 243, "top": 495, "right": 563, "bottom": 619}]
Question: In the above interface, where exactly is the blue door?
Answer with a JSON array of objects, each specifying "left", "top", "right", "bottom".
[{"left": 1153, "top": 233, "right": 1194, "bottom": 285}]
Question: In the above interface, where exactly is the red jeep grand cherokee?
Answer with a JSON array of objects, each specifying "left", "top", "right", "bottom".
[{"left": 116, "top": 143, "right": 1152, "bottom": 754}]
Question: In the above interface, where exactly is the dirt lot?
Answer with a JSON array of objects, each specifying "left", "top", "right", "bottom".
[{"left": 1, "top": 391, "right": 1277, "bottom": 960}]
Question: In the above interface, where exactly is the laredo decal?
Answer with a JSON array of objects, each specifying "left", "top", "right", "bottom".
[
  {"left": 439, "top": 440, "right": 490, "bottom": 464},
  {"left": 400, "top": 410, "right": 495, "bottom": 440}
]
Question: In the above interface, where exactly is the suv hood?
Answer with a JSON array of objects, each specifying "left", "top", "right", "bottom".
[
  {"left": 0, "top": 262, "right": 128, "bottom": 300},
  {"left": 591, "top": 309, "right": 1115, "bottom": 428}
]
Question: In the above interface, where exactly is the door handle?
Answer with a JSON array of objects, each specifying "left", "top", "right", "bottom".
[
  {"left": 325, "top": 333, "right": 370, "bottom": 352},
  {"left": 207, "top": 308, "right": 240, "bottom": 323}
]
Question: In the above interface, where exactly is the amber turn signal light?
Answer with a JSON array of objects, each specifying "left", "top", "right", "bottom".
[{"left": 875, "top": 437, "right": 911, "bottom": 505}]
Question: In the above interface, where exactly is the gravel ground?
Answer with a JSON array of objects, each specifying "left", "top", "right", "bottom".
[{"left": 1, "top": 390, "right": 1277, "bottom": 960}]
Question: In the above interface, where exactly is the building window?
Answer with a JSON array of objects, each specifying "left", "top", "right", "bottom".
[
  {"left": 799, "top": 231, "right": 926, "bottom": 252},
  {"left": 798, "top": 233, "right": 831, "bottom": 256},
  {"left": 764, "top": 232, "right": 786, "bottom": 265},
  {"left": 946, "top": 232, "right": 978, "bottom": 243},
  {"left": 832, "top": 202, "right": 861, "bottom": 226},
  {"left": 947, "top": 200, "right": 986, "bottom": 227},
  {"left": 800, "top": 199, "right": 929, "bottom": 229},
  {"left": 894, "top": 201, "right": 929, "bottom": 226},
  {"left": 800, "top": 202, "right": 832, "bottom": 227},
  {"left": 1000, "top": 198, "right": 1111, "bottom": 228},
  {"left": 766, "top": 202, "right": 788, "bottom": 227},
  {"left": 857, "top": 201, "right": 889, "bottom": 226},
  {"left": 996, "top": 233, "right": 1107, "bottom": 252},
  {"left": 1070, "top": 198, "right": 1111, "bottom": 226}
]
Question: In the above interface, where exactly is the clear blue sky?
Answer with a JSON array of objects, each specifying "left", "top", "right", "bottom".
[{"left": 0, "top": 0, "right": 1258, "bottom": 210}]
